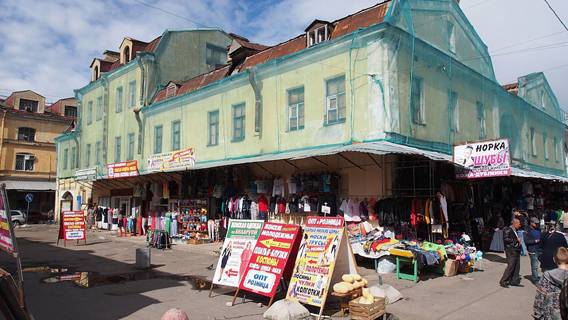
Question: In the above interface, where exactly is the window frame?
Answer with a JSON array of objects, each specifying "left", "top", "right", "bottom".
[
  {"left": 96, "top": 96, "right": 102, "bottom": 121},
  {"left": 15, "top": 153, "right": 35, "bottom": 171},
  {"left": 154, "top": 125, "right": 163, "bottom": 154},
  {"left": 232, "top": 103, "right": 246, "bottom": 142},
  {"left": 87, "top": 100, "right": 93, "bottom": 125},
  {"left": 17, "top": 127, "right": 36, "bottom": 142},
  {"left": 411, "top": 77, "right": 425, "bottom": 125},
  {"left": 115, "top": 86, "right": 123, "bottom": 113},
  {"left": 287, "top": 86, "right": 305, "bottom": 131},
  {"left": 449, "top": 90, "right": 459, "bottom": 133},
  {"left": 325, "top": 75, "right": 346, "bottom": 126},
  {"left": 171, "top": 120, "right": 181, "bottom": 151},
  {"left": 114, "top": 136, "right": 122, "bottom": 163},
  {"left": 95, "top": 141, "right": 101, "bottom": 165},
  {"left": 71, "top": 147, "right": 76, "bottom": 169},
  {"left": 208, "top": 110, "right": 220, "bottom": 146},
  {"left": 18, "top": 99, "right": 38, "bottom": 112},
  {"left": 448, "top": 21, "right": 456, "bottom": 54},
  {"left": 128, "top": 80, "right": 137, "bottom": 108},
  {"left": 477, "top": 101, "right": 486, "bottom": 139},
  {"left": 127, "top": 133, "right": 135, "bottom": 160},
  {"left": 554, "top": 137, "right": 559, "bottom": 162},
  {"left": 544, "top": 133, "right": 549, "bottom": 160},
  {"left": 85, "top": 143, "right": 91, "bottom": 167},
  {"left": 205, "top": 43, "right": 226, "bottom": 67},
  {"left": 63, "top": 148, "right": 69, "bottom": 170},
  {"left": 64, "top": 105, "right": 77, "bottom": 118},
  {"left": 530, "top": 127, "right": 537, "bottom": 157}
]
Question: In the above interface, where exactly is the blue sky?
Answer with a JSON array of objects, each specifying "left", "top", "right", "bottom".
[{"left": 1, "top": 0, "right": 567, "bottom": 107}]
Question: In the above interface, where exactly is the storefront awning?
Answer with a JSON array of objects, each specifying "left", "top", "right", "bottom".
[
  {"left": 510, "top": 167, "right": 568, "bottom": 183},
  {"left": 1, "top": 180, "right": 56, "bottom": 191}
]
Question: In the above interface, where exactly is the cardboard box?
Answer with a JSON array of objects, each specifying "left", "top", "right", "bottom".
[{"left": 444, "top": 259, "right": 459, "bottom": 277}]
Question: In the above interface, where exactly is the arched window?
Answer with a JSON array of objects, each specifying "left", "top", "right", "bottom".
[
  {"left": 17, "top": 127, "right": 36, "bottom": 141},
  {"left": 123, "top": 46, "right": 130, "bottom": 63},
  {"left": 94, "top": 65, "right": 99, "bottom": 80}
]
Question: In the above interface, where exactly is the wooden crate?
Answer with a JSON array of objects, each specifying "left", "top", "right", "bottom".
[{"left": 349, "top": 297, "right": 386, "bottom": 320}]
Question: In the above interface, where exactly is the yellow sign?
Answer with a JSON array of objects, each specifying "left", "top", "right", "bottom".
[{"left": 260, "top": 238, "right": 291, "bottom": 249}]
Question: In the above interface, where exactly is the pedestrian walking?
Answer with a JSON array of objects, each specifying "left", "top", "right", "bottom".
[
  {"left": 526, "top": 216, "right": 543, "bottom": 283},
  {"left": 500, "top": 217, "right": 523, "bottom": 288},
  {"left": 533, "top": 247, "right": 568, "bottom": 319},
  {"left": 540, "top": 221, "right": 568, "bottom": 272}
]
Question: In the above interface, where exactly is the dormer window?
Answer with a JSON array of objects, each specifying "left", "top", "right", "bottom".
[
  {"left": 123, "top": 46, "right": 131, "bottom": 63},
  {"left": 166, "top": 83, "right": 178, "bottom": 99},
  {"left": 94, "top": 66, "right": 99, "bottom": 80},
  {"left": 305, "top": 20, "right": 331, "bottom": 47}
]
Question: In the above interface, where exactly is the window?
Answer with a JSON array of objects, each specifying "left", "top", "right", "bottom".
[
  {"left": 85, "top": 144, "right": 91, "bottom": 167},
  {"left": 115, "top": 87, "right": 123, "bottom": 113},
  {"left": 206, "top": 43, "right": 226, "bottom": 67},
  {"left": 232, "top": 103, "right": 245, "bottom": 142},
  {"left": 71, "top": 147, "right": 76, "bottom": 169},
  {"left": 208, "top": 111, "right": 219, "bottom": 146},
  {"left": 307, "top": 25, "right": 329, "bottom": 47},
  {"left": 63, "top": 148, "right": 68, "bottom": 170},
  {"left": 93, "top": 66, "right": 99, "bottom": 81},
  {"left": 554, "top": 137, "right": 560, "bottom": 162},
  {"left": 87, "top": 101, "right": 93, "bottom": 125},
  {"left": 411, "top": 77, "right": 425, "bottom": 125},
  {"left": 540, "top": 90, "right": 546, "bottom": 110},
  {"left": 18, "top": 99, "right": 38, "bottom": 112},
  {"left": 128, "top": 81, "right": 137, "bottom": 108},
  {"left": 17, "top": 127, "right": 36, "bottom": 142},
  {"left": 15, "top": 153, "right": 34, "bottom": 171},
  {"left": 544, "top": 134, "right": 549, "bottom": 160},
  {"left": 95, "top": 141, "right": 101, "bottom": 165},
  {"left": 477, "top": 101, "right": 486, "bottom": 139},
  {"left": 154, "top": 125, "right": 163, "bottom": 154},
  {"left": 448, "top": 22, "right": 456, "bottom": 54},
  {"left": 530, "top": 127, "right": 536, "bottom": 156},
  {"left": 64, "top": 105, "right": 77, "bottom": 117},
  {"left": 123, "top": 46, "right": 130, "bottom": 63},
  {"left": 96, "top": 96, "right": 102, "bottom": 121},
  {"left": 288, "top": 87, "right": 305, "bottom": 131},
  {"left": 172, "top": 120, "right": 181, "bottom": 151},
  {"left": 127, "top": 133, "right": 135, "bottom": 160},
  {"left": 325, "top": 76, "right": 346, "bottom": 125},
  {"left": 114, "top": 136, "right": 122, "bottom": 162},
  {"left": 448, "top": 91, "right": 459, "bottom": 132},
  {"left": 166, "top": 83, "right": 178, "bottom": 98}
]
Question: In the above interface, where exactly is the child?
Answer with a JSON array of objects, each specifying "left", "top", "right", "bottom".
[{"left": 533, "top": 247, "right": 568, "bottom": 319}]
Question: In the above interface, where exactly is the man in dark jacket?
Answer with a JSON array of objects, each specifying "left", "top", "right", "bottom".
[
  {"left": 526, "top": 217, "right": 542, "bottom": 283},
  {"left": 500, "top": 218, "right": 523, "bottom": 288},
  {"left": 540, "top": 222, "right": 568, "bottom": 272}
]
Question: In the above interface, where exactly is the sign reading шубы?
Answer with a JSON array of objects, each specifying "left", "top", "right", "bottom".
[
  {"left": 238, "top": 222, "right": 300, "bottom": 298},
  {"left": 62, "top": 211, "right": 86, "bottom": 241},
  {"left": 107, "top": 160, "right": 138, "bottom": 179},
  {"left": 454, "top": 139, "right": 511, "bottom": 179},
  {"left": 286, "top": 216, "right": 344, "bottom": 307},
  {"left": 212, "top": 220, "right": 264, "bottom": 288},
  {"left": 147, "top": 148, "right": 195, "bottom": 172}
]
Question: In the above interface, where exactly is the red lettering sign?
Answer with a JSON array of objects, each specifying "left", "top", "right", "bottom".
[
  {"left": 107, "top": 160, "right": 139, "bottom": 179},
  {"left": 238, "top": 222, "right": 300, "bottom": 298},
  {"left": 61, "top": 211, "right": 86, "bottom": 241}
]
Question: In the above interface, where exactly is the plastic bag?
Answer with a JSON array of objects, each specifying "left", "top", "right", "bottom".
[
  {"left": 369, "top": 284, "right": 403, "bottom": 305},
  {"left": 376, "top": 257, "right": 396, "bottom": 274}
]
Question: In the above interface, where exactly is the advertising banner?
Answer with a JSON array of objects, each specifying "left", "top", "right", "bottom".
[
  {"left": 286, "top": 216, "right": 345, "bottom": 307},
  {"left": 238, "top": 222, "right": 300, "bottom": 298},
  {"left": 74, "top": 167, "right": 97, "bottom": 181},
  {"left": 147, "top": 148, "right": 196, "bottom": 172},
  {"left": 212, "top": 220, "right": 264, "bottom": 288},
  {"left": 62, "top": 211, "right": 86, "bottom": 241},
  {"left": 0, "top": 186, "right": 16, "bottom": 256},
  {"left": 107, "top": 160, "right": 138, "bottom": 179},
  {"left": 454, "top": 139, "right": 511, "bottom": 179}
]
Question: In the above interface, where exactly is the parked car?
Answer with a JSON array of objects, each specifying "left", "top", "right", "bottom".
[{"left": 10, "top": 210, "right": 26, "bottom": 226}]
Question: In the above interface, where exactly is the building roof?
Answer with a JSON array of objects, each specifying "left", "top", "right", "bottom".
[
  {"left": 152, "top": 1, "right": 391, "bottom": 104},
  {"left": 3, "top": 90, "right": 45, "bottom": 108},
  {"left": 48, "top": 97, "right": 77, "bottom": 115},
  {"left": 93, "top": 36, "right": 162, "bottom": 75},
  {"left": 0, "top": 105, "right": 75, "bottom": 123}
]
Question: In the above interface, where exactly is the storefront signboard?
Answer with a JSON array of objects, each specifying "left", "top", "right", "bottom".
[
  {"left": 107, "top": 160, "right": 138, "bottom": 179},
  {"left": 286, "top": 216, "right": 357, "bottom": 312},
  {"left": 75, "top": 167, "right": 97, "bottom": 181},
  {"left": 147, "top": 148, "right": 196, "bottom": 172},
  {"left": 0, "top": 185, "right": 16, "bottom": 256},
  {"left": 212, "top": 219, "right": 264, "bottom": 288},
  {"left": 238, "top": 222, "right": 300, "bottom": 298},
  {"left": 61, "top": 211, "right": 86, "bottom": 241},
  {"left": 453, "top": 139, "right": 511, "bottom": 179}
]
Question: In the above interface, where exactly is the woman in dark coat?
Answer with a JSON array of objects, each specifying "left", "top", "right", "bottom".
[{"left": 540, "top": 222, "right": 568, "bottom": 272}]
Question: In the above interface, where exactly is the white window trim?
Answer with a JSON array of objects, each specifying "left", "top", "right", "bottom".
[
  {"left": 544, "top": 135, "right": 549, "bottom": 160},
  {"left": 411, "top": 77, "right": 426, "bottom": 125},
  {"left": 530, "top": 128, "right": 537, "bottom": 157}
]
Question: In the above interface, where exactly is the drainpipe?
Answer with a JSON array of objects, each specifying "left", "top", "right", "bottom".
[
  {"left": 248, "top": 67, "right": 262, "bottom": 137},
  {"left": 134, "top": 55, "right": 152, "bottom": 156},
  {"left": 0, "top": 110, "right": 6, "bottom": 170},
  {"left": 101, "top": 77, "right": 110, "bottom": 165}
]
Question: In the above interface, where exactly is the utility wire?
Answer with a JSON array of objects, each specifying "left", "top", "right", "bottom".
[
  {"left": 132, "top": 0, "right": 216, "bottom": 29},
  {"left": 543, "top": 0, "right": 568, "bottom": 32},
  {"left": 491, "top": 30, "right": 567, "bottom": 53}
]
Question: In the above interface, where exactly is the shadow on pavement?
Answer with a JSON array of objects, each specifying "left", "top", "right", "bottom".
[
  {"left": 483, "top": 252, "right": 507, "bottom": 264},
  {"left": 0, "top": 238, "right": 203, "bottom": 320}
]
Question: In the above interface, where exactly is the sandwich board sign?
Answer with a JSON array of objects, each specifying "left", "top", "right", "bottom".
[
  {"left": 234, "top": 222, "right": 301, "bottom": 306},
  {"left": 57, "top": 211, "right": 87, "bottom": 246},
  {"left": 285, "top": 216, "right": 357, "bottom": 318},
  {"left": 210, "top": 219, "right": 264, "bottom": 296}
]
